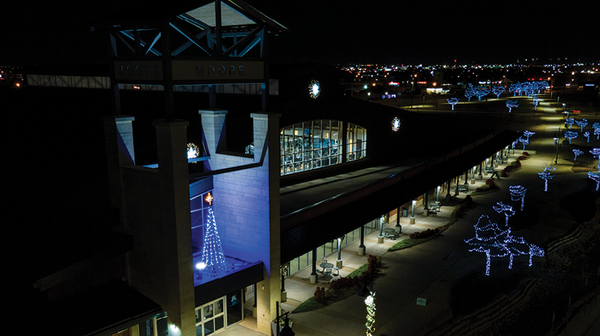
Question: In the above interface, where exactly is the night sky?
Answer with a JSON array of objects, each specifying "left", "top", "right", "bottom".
[{"left": 1, "top": 0, "right": 598, "bottom": 65}]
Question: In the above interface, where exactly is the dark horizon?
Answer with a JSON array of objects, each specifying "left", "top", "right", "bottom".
[{"left": 1, "top": 0, "right": 599, "bottom": 66}]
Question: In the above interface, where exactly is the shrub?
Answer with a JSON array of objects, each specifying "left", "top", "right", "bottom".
[
  {"left": 410, "top": 228, "right": 440, "bottom": 239},
  {"left": 314, "top": 286, "right": 326, "bottom": 304},
  {"left": 523, "top": 152, "right": 529, "bottom": 156}
]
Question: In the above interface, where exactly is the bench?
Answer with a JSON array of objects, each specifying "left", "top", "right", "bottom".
[{"left": 458, "top": 183, "right": 469, "bottom": 192}]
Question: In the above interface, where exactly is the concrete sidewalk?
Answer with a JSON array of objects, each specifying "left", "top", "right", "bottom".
[{"left": 221, "top": 150, "right": 534, "bottom": 336}]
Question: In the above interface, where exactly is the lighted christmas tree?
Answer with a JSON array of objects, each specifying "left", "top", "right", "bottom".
[
  {"left": 197, "top": 192, "right": 228, "bottom": 277},
  {"left": 365, "top": 292, "right": 376, "bottom": 336}
]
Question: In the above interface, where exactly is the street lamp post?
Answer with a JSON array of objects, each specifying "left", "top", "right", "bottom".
[
  {"left": 410, "top": 200, "right": 416, "bottom": 224},
  {"left": 554, "top": 132, "right": 559, "bottom": 164}
]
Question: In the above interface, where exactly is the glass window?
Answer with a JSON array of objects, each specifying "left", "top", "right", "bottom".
[
  {"left": 195, "top": 297, "right": 226, "bottom": 336},
  {"left": 280, "top": 120, "right": 366, "bottom": 175}
]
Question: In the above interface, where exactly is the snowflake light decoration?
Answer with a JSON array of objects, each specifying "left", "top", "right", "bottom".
[
  {"left": 187, "top": 143, "right": 200, "bottom": 159},
  {"left": 308, "top": 80, "right": 321, "bottom": 99}
]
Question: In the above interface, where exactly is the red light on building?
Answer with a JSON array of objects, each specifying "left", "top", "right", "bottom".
[
  {"left": 573, "top": 110, "right": 581, "bottom": 114},
  {"left": 416, "top": 81, "right": 427, "bottom": 85}
]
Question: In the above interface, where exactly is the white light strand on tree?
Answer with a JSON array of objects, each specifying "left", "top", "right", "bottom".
[
  {"left": 465, "top": 214, "right": 545, "bottom": 276},
  {"left": 493, "top": 201, "right": 515, "bottom": 227},
  {"left": 197, "top": 193, "right": 228, "bottom": 278},
  {"left": 365, "top": 292, "right": 376, "bottom": 336},
  {"left": 509, "top": 185, "right": 527, "bottom": 211},
  {"left": 538, "top": 166, "right": 556, "bottom": 192}
]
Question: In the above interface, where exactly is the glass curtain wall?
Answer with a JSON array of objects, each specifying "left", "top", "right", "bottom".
[
  {"left": 280, "top": 120, "right": 342, "bottom": 175},
  {"left": 346, "top": 122, "right": 367, "bottom": 162},
  {"left": 191, "top": 190, "right": 213, "bottom": 255}
]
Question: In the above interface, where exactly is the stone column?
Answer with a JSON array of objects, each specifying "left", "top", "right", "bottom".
[
  {"left": 102, "top": 115, "right": 135, "bottom": 209},
  {"left": 153, "top": 120, "right": 195, "bottom": 336}
]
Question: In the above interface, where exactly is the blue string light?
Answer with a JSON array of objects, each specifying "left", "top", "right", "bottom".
[
  {"left": 447, "top": 97, "right": 459, "bottom": 110},
  {"left": 538, "top": 166, "right": 556, "bottom": 192},
  {"left": 493, "top": 201, "right": 515, "bottom": 227},
  {"left": 564, "top": 131, "right": 578, "bottom": 144},
  {"left": 572, "top": 148, "right": 584, "bottom": 161},
  {"left": 509, "top": 185, "right": 527, "bottom": 211},
  {"left": 506, "top": 100, "right": 519, "bottom": 113},
  {"left": 465, "top": 214, "right": 545, "bottom": 276}
]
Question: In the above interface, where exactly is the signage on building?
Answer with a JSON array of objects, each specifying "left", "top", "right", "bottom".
[{"left": 114, "top": 60, "right": 264, "bottom": 83}]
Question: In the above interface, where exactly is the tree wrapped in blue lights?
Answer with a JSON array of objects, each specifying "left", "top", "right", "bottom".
[
  {"left": 509, "top": 83, "right": 522, "bottom": 96},
  {"left": 593, "top": 122, "right": 600, "bottom": 140},
  {"left": 565, "top": 118, "right": 575, "bottom": 129},
  {"left": 538, "top": 166, "right": 556, "bottom": 192},
  {"left": 523, "top": 130, "right": 535, "bottom": 140},
  {"left": 493, "top": 201, "right": 515, "bottom": 227},
  {"left": 519, "top": 136, "right": 529, "bottom": 150},
  {"left": 506, "top": 100, "right": 519, "bottom": 113},
  {"left": 590, "top": 148, "right": 600, "bottom": 159},
  {"left": 465, "top": 215, "right": 509, "bottom": 276},
  {"left": 447, "top": 97, "right": 459, "bottom": 110},
  {"left": 474, "top": 85, "right": 490, "bottom": 101},
  {"left": 575, "top": 119, "right": 588, "bottom": 132},
  {"left": 564, "top": 131, "right": 578, "bottom": 144},
  {"left": 509, "top": 185, "right": 527, "bottom": 211},
  {"left": 197, "top": 193, "right": 228, "bottom": 278},
  {"left": 532, "top": 96, "right": 539, "bottom": 110},
  {"left": 465, "top": 83, "right": 476, "bottom": 102},
  {"left": 492, "top": 85, "right": 505, "bottom": 99},
  {"left": 465, "top": 215, "right": 545, "bottom": 276},
  {"left": 588, "top": 171, "right": 600, "bottom": 191},
  {"left": 572, "top": 148, "right": 584, "bottom": 161},
  {"left": 584, "top": 131, "right": 590, "bottom": 143}
]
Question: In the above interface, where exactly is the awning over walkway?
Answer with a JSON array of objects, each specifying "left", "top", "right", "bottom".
[{"left": 280, "top": 130, "right": 519, "bottom": 263}]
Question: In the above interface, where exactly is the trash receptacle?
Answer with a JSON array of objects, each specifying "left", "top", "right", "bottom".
[{"left": 402, "top": 207, "right": 408, "bottom": 217}]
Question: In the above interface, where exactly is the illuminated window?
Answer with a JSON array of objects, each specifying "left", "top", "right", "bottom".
[
  {"left": 280, "top": 120, "right": 366, "bottom": 175},
  {"left": 190, "top": 190, "right": 213, "bottom": 255}
]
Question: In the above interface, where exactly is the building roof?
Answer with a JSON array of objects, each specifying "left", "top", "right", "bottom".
[
  {"left": 279, "top": 129, "right": 519, "bottom": 262},
  {"left": 89, "top": 0, "right": 288, "bottom": 34}
]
